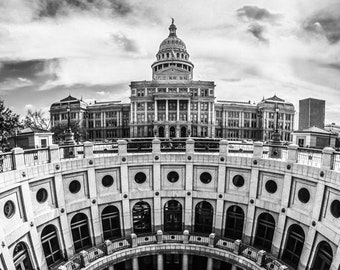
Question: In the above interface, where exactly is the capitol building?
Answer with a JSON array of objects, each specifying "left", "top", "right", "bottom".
[
  {"left": 1, "top": 21, "right": 339, "bottom": 270},
  {"left": 50, "top": 20, "right": 295, "bottom": 143}
]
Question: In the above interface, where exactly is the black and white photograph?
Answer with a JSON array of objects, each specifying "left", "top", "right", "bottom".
[{"left": 0, "top": 0, "right": 340, "bottom": 269}]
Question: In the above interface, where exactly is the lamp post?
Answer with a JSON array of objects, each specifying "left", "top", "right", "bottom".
[
  {"left": 269, "top": 103, "right": 283, "bottom": 158},
  {"left": 63, "top": 103, "right": 75, "bottom": 158},
  {"left": 67, "top": 104, "right": 71, "bottom": 133}
]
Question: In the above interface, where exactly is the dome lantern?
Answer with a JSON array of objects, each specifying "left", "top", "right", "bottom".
[{"left": 169, "top": 18, "right": 177, "bottom": 37}]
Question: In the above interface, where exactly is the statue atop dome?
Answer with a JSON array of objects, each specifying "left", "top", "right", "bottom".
[{"left": 169, "top": 18, "right": 177, "bottom": 37}]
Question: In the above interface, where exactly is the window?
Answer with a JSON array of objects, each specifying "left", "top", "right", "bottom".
[
  {"left": 224, "top": 206, "right": 244, "bottom": 240},
  {"left": 269, "top": 112, "right": 275, "bottom": 119},
  {"left": 41, "top": 225, "right": 62, "bottom": 267},
  {"left": 286, "top": 114, "right": 292, "bottom": 121},
  {"left": 164, "top": 200, "right": 182, "bottom": 232},
  {"left": 135, "top": 172, "right": 147, "bottom": 184},
  {"left": 244, "top": 120, "right": 250, "bottom": 128},
  {"left": 169, "top": 101, "right": 177, "bottom": 110},
  {"left": 71, "top": 213, "right": 92, "bottom": 252},
  {"left": 228, "top": 111, "right": 239, "bottom": 118},
  {"left": 200, "top": 102, "right": 208, "bottom": 111},
  {"left": 13, "top": 242, "right": 33, "bottom": 270},
  {"left": 244, "top": 112, "right": 250, "bottom": 119},
  {"left": 179, "top": 101, "right": 188, "bottom": 110},
  {"left": 102, "top": 175, "right": 114, "bottom": 187},
  {"left": 147, "top": 102, "right": 154, "bottom": 110},
  {"left": 232, "top": 175, "right": 245, "bottom": 187},
  {"left": 190, "top": 88, "right": 198, "bottom": 96},
  {"left": 36, "top": 188, "right": 48, "bottom": 203},
  {"left": 102, "top": 206, "right": 121, "bottom": 240},
  {"left": 95, "top": 113, "right": 101, "bottom": 118},
  {"left": 191, "top": 102, "right": 198, "bottom": 111},
  {"left": 201, "top": 89, "right": 208, "bottom": 97},
  {"left": 194, "top": 201, "right": 213, "bottom": 234},
  {"left": 311, "top": 241, "right": 333, "bottom": 270},
  {"left": 95, "top": 120, "right": 101, "bottom": 127},
  {"left": 69, "top": 180, "right": 81, "bottom": 194},
  {"left": 200, "top": 113, "right": 208, "bottom": 124},
  {"left": 282, "top": 225, "right": 305, "bottom": 268},
  {"left": 137, "top": 102, "right": 145, "bottom": 111},
  {"left": 158, "top": 101, "right": 166, "bottom": 110},
  {"left": 133, "top": 202, "right": 151, "bottom": 234},
  {"left": 251, "top": 113, "right": 257, "bottom": 119},
  {"left": 137, "top": 89, "right": 145, "bottom": 97},
  {"left": 147, "top": 88, "right": 155, "bottom": 95},
  {"left": 41, "top": 139, "right": 47, "bottom": 148},
  {"left": 254, "top": 213, "right": 275, "bottom": 251},
  {"left": 200, "top": 172, "right": 212, "bottom": 184},
  {"left": 265, "top": 180, "right": 277, "bottom": 194}
]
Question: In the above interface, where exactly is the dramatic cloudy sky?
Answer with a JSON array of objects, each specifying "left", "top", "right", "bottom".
[{"left": 0, "top": 0, "right": 340, "bottom": 125}]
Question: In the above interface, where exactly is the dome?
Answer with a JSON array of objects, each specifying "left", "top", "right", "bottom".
[{"left": 158, "top": 19, "right": 187, "bottom": 52}]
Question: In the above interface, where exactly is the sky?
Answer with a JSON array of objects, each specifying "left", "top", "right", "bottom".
[{"left": 0, "top": 0, "right": 340, "bottom": 126}]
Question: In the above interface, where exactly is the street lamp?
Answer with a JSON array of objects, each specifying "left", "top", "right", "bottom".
[{"left": 66, "top": 103, "right": 71, "bottom": 132}]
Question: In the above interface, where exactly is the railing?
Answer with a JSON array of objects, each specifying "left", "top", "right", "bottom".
[
  {"left": 297, "top": 147, "right": 322, "bottom": 167},
  {"left": 1, "top": 139, "right": 340, "bottom": 175},
  {"left": 194, "top": 141, "right": 219, "bottom": 152},
  {"left": 59, "top": 145, "right": 84, "bottom": 159},
  {"left": 161, "top": 140, "right": 186, "bottom": 152},
  {"left": 93, "top": 143, "right": 118, "bottom": 156},
  {"left": 57, "top": 232, "right": 291, "bottom": 270},
  {"left": 24, "top": 148, "right": 50, "bottom": 166},
  {"left": 127, "top": 141, "right": 152, "bottom": 153},
  {"left": 0, "top": 152, "right": 13, "bottom": 172},
  {"left": 333, "top": 153, "right": 340, "bottom": 171}
]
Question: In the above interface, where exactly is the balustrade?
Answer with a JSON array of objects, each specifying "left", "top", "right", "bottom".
[{"left": 1, "top": 139, "right": 340, "bottom": 175}]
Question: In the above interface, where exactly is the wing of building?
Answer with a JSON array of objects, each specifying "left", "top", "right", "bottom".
[{"left": 50, "top": 21, "right": 295, "bottom": 142}]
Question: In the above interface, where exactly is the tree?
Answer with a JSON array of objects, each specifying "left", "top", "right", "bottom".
[
  {"left": 0, "top": 100, "right": 21, "bottom": 151},
  {"left": 23, "top": 109, "right": 50, "bottom": 131},
  {"left": 51, "top": 120, "right": 86, "bottom": 143}
]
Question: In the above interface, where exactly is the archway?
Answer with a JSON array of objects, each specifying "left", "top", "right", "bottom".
[
  {"left": 13, "top": 242, "right": 33, "bottom": 270},
  {"left": 194, "top": 201, "right": 213, "bottom": 234},
  {"left": 170, "top": 126, "right": 176, "bottom": 138},
  {"left": 224, "top": 205, "right": 244, "bottom": 240},
  {"left": 102, "top": 205, "right": 121, "bottom": 240},
  {"left": 180, "top": 126, "right": 187, "bottom": 138},
  {"left": 41, "top": 225, "right": 62, "bottom": 267},
  {"left": 282, "top": 224, "right": 305, "bottom": 268},
  {"left": 254, "top": 212, "right": 275, "bottom": 252},
  {"left": 312, "top": 241, "right": 333, "bottom": 270},
  {"left": 133, "top": 201, "right": 152, "bottom": 234},
  {"left": 164, "top": 200, "right": 182, "bottom": 232},
  {"left": 158, "top": 126, "right": 165, "bottom": 138},
  {"left": 71, "top": 213, "right": 92, "bottom": 252}
]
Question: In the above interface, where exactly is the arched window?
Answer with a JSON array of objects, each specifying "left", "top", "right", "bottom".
[
  {"left": 282, "top": 224, "right": 305, "bottom": 268},
  {"left": 164, "top": 200, "right": 182, "bottom": 232},
  {"left": 254, "top": 213, "right": 275, "bottom": 251},
  {"left": 133, "top": 202, "right": 152, "bottom": 234},
  {"left": 194, "top": 201, "right": 213, "bottom": 234},
  {"left": 102, "top": 205, "right": 121, "bottom": 240},
  {"left": 41, "top": 225, "right": 62, "bottom": 267},
  {"left": 312, "top": 241, "right": 333, "bottom": 270},
  {"left": 71, "top": 213, "right": 92, "bottom": 252},
  {"left": 13, "top": 242, "right": 33, "bottom": 270},
  {"left": 224, "top": 205, "right": 244, "bottom": 240}
]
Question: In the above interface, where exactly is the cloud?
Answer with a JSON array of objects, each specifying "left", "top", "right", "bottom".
[
  {"left": 237, "top": 6, "right": 282, "bottom": 23},
  {"left": 303, "top": 7, "right": 340, "bottom": 44},
  {"left": 247, "top": 23, "right": 268, "bottom": 43},
  {"left": 0, "top": 78, "right": 33, "bottom": 91},
  {"left": 112, "top": 33, "right": 138, "bottom": 52},
  {"left": 36, "top": 0, "right": 132, "bottom": 19}
]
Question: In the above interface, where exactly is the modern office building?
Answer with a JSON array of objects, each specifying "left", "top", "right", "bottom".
[
  {"left": 50, "top": 21, "right": 295, "bottom": 142},
  {"left": 299, "top": 98, "right": 325, "bottom": 130}
]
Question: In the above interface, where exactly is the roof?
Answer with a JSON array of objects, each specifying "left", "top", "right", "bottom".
[
  {"left": 19, "top": 127, "right": 51, "bottom": 134},
  {"left": 60, "top": 95, "right": 78, "bottom": 102},
  {"left": 293, "top": 126, "right": 335, "bottom": 135},
  {"left": 265, "top": 94, "right": 285, "bottom": 102}
]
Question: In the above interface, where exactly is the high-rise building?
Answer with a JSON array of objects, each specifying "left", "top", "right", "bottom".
[{"left": 299, "top": 98, "right": 325, "bottom": 130}]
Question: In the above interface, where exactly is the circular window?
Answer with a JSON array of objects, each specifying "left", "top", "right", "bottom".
[
  {"left": 102, "top": 175, "right": 114, "bottom": 187},
  {"left": 200, "top": 172, "right": 212, "bottom": 184},
  {"left": 4, "top": 201, "right": 15, "bottom": 218},
  {"left": 298, "top": 188, "right": 310, "bottom": 203},
  {"left": 265, "top": 180, "right": 277, "bottom": 194},
  {"left": 69, "top": 180, "right": 81, "bottom": 194},
  {"left": 36, "top": 188, "right": 48, "bottom": 203},
  {"left": 167, "top": 171, "right": 179, "bottom": 183},
  {"left": 232, "top": 175, "right": 245, "bottom": 187},
  {"left": 135, "top": 172, "right": 147, "bottom": 184},
  {"left": 331, "top": 200, "right": 340, "bottom": 218}
]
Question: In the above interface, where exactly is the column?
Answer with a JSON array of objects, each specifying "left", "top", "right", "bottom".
[
  {"left": 145, "top": 101, "right": 148, "bottom": 124},
  {"left": 121, "top": 161, "right": 132, "bottom": 235},
  {"left": 157, "top": 254, "right": 164, "bottom": 270},
  {"left": 243, "top": 167, "right": 259, "bottom": 244},
  {"left": 206, "top": 258, "right": 213, "bottom": 270},
  {"left": 132, "top": 257, "right": 139, "bottom": 270},
  {"left": 187, "top": 100, "right": 191, "bottom": 122},
  {"left": 155, "top": 100, "right": 158, "bottom": 121},
  {"left": 134, "top": 102, "right": 137, "bottom": 123},
  {"left": 182, "top": 254, "right": 189, "bottom": 270},
  {"left": 208, "top": 102, "right": 211, "bottom": 123},
  {"left": 166, "top": 100, "right": 169, "bottom": 121},
  {"left": 197, "top": 101, "right": 201, "bottom": 135},
  {"left": 211, "top": 102, "right": 215, "bottom": 138},
  {"left": 177, "top": 99, "right": 180, "bottom": 121},
  {"left": 130, "top": 102, "right": 134, "bottom": 124}
]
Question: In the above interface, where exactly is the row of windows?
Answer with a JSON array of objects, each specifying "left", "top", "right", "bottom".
[
  {"left": 13, "top": 202, "right": 334, "bottom": 269},
  {"left": 132, "top": 88, "right": 214, "bottom": 96},
  {"left": 156, "top": 52, "right": 188, "bottom": 60}
]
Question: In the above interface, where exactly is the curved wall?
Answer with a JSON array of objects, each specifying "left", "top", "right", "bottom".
[{"left": 0, "top": 140, "right": 340, "bottom": 270}]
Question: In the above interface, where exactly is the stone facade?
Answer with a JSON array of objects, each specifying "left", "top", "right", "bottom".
[
  {"left": 0, "top": 141, "right": 340, "bottom": 269},
  {"left": 50, "top": 22, "right": 295, "bottom": 142}
]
